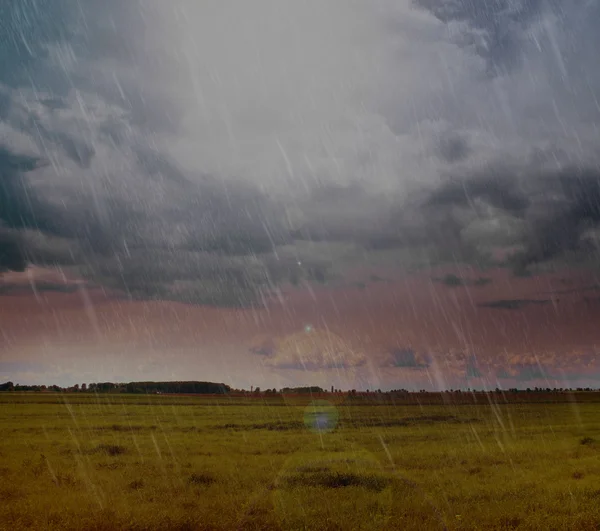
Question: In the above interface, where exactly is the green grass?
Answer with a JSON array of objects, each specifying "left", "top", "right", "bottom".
[{"left": 1, "top": 394, "right": 600, "bottom": 530}]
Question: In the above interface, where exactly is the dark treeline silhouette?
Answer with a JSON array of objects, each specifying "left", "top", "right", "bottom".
[
  {"left": 0, "top": 381, "right": 231, "bottom": 394},
  {"left": 122, "top": 381, "right": 231, "bottom": 394},
  {"left": 280, "top": 386, "right": 325, "bottom": 394},
  {"left": 1, "top": 381, "right": 599, "bottom": 402}
]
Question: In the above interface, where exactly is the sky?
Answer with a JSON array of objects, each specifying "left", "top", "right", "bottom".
[{"left": 1, "top": 0, "right": 600, "bottom": 390}]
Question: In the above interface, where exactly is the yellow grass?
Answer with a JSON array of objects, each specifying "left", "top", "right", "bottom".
[{"left": 1, "top": 393, "right": 599, "bottom": 530}]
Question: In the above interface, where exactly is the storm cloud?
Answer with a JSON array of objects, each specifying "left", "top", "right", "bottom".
[{"left": 2, "top": 0, "right": 600, "bottom": 304}]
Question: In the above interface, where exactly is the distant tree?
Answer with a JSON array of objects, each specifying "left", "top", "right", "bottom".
[
  {"left": 81, "top": 383, "right": 87, "bottom": 392},
  {"left": 281, "top": 386, "right": 325, "bottom": 394}
]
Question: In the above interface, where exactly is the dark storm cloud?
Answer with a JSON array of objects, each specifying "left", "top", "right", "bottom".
[
  {"left": 435, "top": 132, "right": 471, "bottom": 163},
  {"left": 134, "top": 149, "right": 191, "bottom": 186},
  {"left": 1, "top": 0, "right": 173, "bottom": 127},
  {"left": 414, "top": 160, "right": 600, "bottom": 272},
  {"left": 0, "top": 280, "right": 80, "bottom": 295},
  {"left": 505, "top": 167, "right": 600, "bottom": 270},
  {"left": 426, "top": 171, "right": 530, "bottom": 215},
  {"left": 1, "top": 88, "right": 95, "bottom": 168},
  {"left": 414, "top": 0, "right": 545, "bottom": 73},
  {"left": 0, "top": 143, "right": 135, "bottom": 260},
  {"left": 291, "top": 179, "right": 510, "bottom": 265},
  {"left": 0, "top": 0, "right": 304, "bottom": 305},
  {"left": 0, "top": 115, "right": 302, "bottom": 305},
  {"left": 3, "top": 0, "right": 600, "bottom": 307},
  {"left": 536, "top": 169, "right": 600, "bottom": 253},
  {"left": 0, "top": 230, "right": 26, "bottom": 272},
  {"left": 382, "top": 348, "right": 429, "bottom": 369},
  {"left": 83, "top": 250, "right": 272, "bottom": 307},
  {"left": 291, "top": 182, "right": 473, "bottom": 259},
  {"left": 0, "top": 139, "right": 294, "bottom": 304},
  {"left": 294, "top": 157, "right": 596, "bottom": 271},
  {"left": 0, "top": 130, "right": 295, "bottom": 302},
  {"left": 0, "top": 147, "right": 53, "bottom": 270}
]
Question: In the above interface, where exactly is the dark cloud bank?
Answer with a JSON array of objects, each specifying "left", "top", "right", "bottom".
[{"left": 2, "top": 0, "right": 600, "bottom": 306}]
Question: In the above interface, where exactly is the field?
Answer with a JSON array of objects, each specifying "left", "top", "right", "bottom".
[{"left": 1, "top": 393, "right": 600, "bottom": 530}]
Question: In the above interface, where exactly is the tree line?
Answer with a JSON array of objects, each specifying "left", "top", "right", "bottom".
[
  {"left": 0, "top": 381, "right": 598, "bottom": 395},
  {"left": 0, "top": 381, "right": 231, "bottom": 394}
]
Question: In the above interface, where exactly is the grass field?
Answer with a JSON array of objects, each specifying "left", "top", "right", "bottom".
[{"left": 1, "top": 393, "right": 600, "bottom": 530}]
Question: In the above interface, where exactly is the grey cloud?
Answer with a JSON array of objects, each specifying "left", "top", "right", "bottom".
[
  {"left": 0, "top": 131, "right": 296, "bottom": 304},
  {"left": 414, "top": 0, "right": 545, "bottom": 74},
  {"left": 496, "top": 368, "right": 511, "bottom": 380},
  {"left": 0, "top": 0, "right": 301, "bottom": 305},
  {"left": 290, "top": 183, "right": 471, "bottom": 259},
  {"left": 291, "top": 184, "right": 395, "bottom": 243},
  {"left": 0, "top": 147, "right": 296, "bottom": 304},
  {"left": 0, "top": 361, "right": 48, "bottom": 373},
  {"left": 0, "top": 229, "right": 26, "bottom": 272},
  {"left": 1, "top": 90, "right": 95, "bottom": 167},
  {"left": 3, "top": 0, "right": 600, "bottom": 305},
  {"left": 0, "top": 146, "right": 54, "bottom": 270},
  {"left": 418, "top": 162, "right": 600, "bottom": 272},
  {"left": 435, "top": 132, "right": 471, "bottom": 163},
  {"left": 508, "top": 167, "right": 600, "bottom": 270},
  {"left": 382, "top": 348, "right": 429, "bottom": 369},
  {"left": 426, "top": 171, "right": 530, "bottom": 215},
  {"left": 1, "top": 0, "right": 310, "bottom": 306},
  {"left": 479, "top": 299, "right": 551, "bottom": 310},
  {"left": 291, "top": 179, "right": 512, "bottom": 266},
  {"left": 249, "top": 345, "right": 275, "bottom": 357},
  {"left": 0, "top": 280, "right": 80, "bottom": 295},
  {"left": 80, "top": 248, "right": 299, "bottom": 307},
  {"left": 465, "top": 355, "right": 483, "bottom": 378},
  {"left": 515, "top": 363, "right": 547, "bottom": 381}
]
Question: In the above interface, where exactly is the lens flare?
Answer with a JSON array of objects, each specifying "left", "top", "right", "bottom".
[{"left": 303, "top": 400, "right": 339, "bottom": 434}]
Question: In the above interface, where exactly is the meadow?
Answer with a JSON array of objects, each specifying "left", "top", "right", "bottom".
[{"left": 1, "top": 393, "right": 600, "bottom": 530}]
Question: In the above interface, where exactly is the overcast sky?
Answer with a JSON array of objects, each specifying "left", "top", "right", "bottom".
[{"left": 1, "top": 0, "right": 600, "bottom": 388}]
